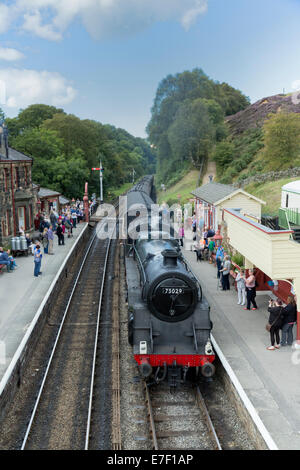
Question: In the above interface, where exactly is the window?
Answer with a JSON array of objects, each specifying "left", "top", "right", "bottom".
[
  {"left": 18, "top": 206, "right": 26, "bottom": 231},
  {"left": 24, "top": 166, "right": 28, "bottom": 186},
  {"left": 29, "top": 204, "right": 33, "bottom": 229},
  {"left": 3, "top": 168, "right": 8, "bottom": 191},
  {"left": 2, "top": 211, "right": 10, "bottom": 237},
  {"left": 15, "top": 167, "right": 20, "bottom": 188},
  {"left": 286, "top": 194, "right": 289, "bottom": 208}
]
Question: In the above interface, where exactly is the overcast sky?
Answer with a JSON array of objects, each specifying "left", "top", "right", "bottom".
[{"left": 1, "top": 0, "right": 300, "bottom": 137}]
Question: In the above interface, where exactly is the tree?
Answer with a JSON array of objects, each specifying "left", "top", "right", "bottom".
[
  {"left": 147, "top": 68, "right": 249, "bottom": 183},
  {"left": 18, "top": 104, "right": 64, "bottom": 129},
  {"left": 167, "top": 99, "right": 216, "bottom": 167},
  {"left": 263, "top": 112, "right": 300, "bottom": 169},
  {"left": 213, "top": 141, "right": 235, "bottom": 169}
]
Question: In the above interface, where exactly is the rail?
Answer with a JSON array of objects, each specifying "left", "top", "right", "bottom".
[
  {"left": 21, "top": 215, "right": 116, "bottom": 450},
  {"left": 145, "top": 383, "right": 222, "bottom": 451},
  {"left": 84, "top": 223, "right": 116, "bottom": 450}
]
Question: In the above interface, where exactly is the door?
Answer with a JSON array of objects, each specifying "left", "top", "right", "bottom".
[{"left": 18, "top": 206, "right": 26, "bottom": 231}]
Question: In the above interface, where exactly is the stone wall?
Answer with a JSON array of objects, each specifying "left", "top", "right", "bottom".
[
  {"left": 234, "top": 167, "right": 300, "bottom": 188},
  {"left": 0, "top": 162, "right": 36, "bottom": 246}
]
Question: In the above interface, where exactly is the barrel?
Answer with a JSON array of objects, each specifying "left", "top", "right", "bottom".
[
  {"left": 11, "top": 237, "right": 16, "bottom": 250},
  {"left": 20, "top": 236, "right": 27, "bottom": 250},
  {"left": 15, "top": 237, "right": 21, "bottom": 250}
]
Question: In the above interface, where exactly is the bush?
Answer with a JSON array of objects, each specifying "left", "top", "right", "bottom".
[{"left": 231, "top": 253, "right": 244, "bottom": 267}]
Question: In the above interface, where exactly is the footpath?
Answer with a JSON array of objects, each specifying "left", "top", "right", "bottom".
[
  {"left": 0, "top": 223, "right": 87, "bottom": 382},
  {"left": 184, "top": 245, "right": 300, "bottom": 450}
]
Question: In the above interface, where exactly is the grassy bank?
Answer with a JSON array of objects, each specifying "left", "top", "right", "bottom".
[
  {"left": 244, "top": 177, "right": 300, "bottom": 216},
  {"left": 157, "top": 170, "right": 200, "bottom": 205}
]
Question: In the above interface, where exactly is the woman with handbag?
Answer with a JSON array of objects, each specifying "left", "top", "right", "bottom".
[{"left": 266, "top": 299, "right": 283, "bottom": 350}]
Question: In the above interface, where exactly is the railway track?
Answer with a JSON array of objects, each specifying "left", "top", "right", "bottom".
[
  {"left": 21, "top": 217, "right": 117, "bottom": 450},
  {"left": 145, "top": 383, "right": 222, "bottom": 450}
]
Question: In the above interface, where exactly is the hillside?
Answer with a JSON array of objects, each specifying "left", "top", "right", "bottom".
[
  {"left": 226, "top": 93, "right": 300, "bottom": 135},
  {"left": 214, "top": 93, "right": 300, "bottom": 185}
]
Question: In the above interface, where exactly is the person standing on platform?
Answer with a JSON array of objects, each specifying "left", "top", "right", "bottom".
[
  {"left": 178, "top": 224, "right": 184, "bottom": 247},
  {"left": 71, "top": 208, "right": 77, "bottom": 228},
  {"left": 281, "top": 296, "right": 297, "bottom": 346},
  {"left": 50, "top": 210, "right": 57, "bottom": 231},
  {"left": 48, "top": 225, "right": 54, "bottom": 255},
  {"left": 220, "top": 255, "right": 231, "bottom": 291},
  {"left": 34, "top": 244, "right": 42, "bottom": 277},
  {"left": 267, "top": 299, "right": 283, "bottom": 350},
  {"left": 216, "top": 245, "right": 224, "bottom": 279},
  {"left": 208, "top": 238, "right": 215, "bottom": 263},
  {"left": 42, "top": 227, "right": 49, "bottom": 254},
  {"left": 236, "top": 270, "right": 246, "bottom": 306},
  {"left": 244, "top": 269, "right": 258, "bottom": 310},
  {"left": 56, "top": 221, "right": 64, "bottom": 246}
]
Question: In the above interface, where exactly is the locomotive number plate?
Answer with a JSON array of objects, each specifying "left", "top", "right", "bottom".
[{"left": 161, "top": 287, "right": 185, "bottom": 295}]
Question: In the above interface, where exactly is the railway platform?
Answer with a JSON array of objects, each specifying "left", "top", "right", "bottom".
[
  {"left": 183, "top": 246, "right": 300, "bottom": 450},
  {"left": 0, "top": 223, "right": 88, "bottom": 385}
]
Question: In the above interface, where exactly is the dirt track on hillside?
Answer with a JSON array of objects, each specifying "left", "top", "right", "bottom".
[{"left": 202, "top": 161, "right": 216, "bottom": 184}]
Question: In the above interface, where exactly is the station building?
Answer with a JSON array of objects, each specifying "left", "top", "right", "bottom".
[
  {"left": 191, "top": 182, "right": 266, "bottom": 231},
  {"left": 0, "top": 133, "right": 38, "bottom": 246}
]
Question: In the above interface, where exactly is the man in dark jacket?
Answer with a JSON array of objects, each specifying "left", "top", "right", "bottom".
[
  {"left": 56, "top": 223, "right": 64, "bottom": 246},
  {"left": 281, "top": 296, "right": 297, "bottom": 346}
]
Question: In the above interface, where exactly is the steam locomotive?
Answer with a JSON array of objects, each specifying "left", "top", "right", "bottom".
[{"left": 125, "top": 176, "right": 215, "bottom": 387}]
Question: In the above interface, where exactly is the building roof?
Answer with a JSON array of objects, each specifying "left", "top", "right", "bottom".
[
  {"left": 191, "top": 182, "right": 266, "bottom": 206},
  {"left": 0, "top": 147, "right": 32, "bottom": 162},
  {"left": 38, "top": 187, "right": 61, "bottom": 198},
  {"left": 282, "top": 180, "right": 300, "bottom": 194},
  {"left": 59, "top": 195, "right": 70, "bottom": 205},
  {"left": 191, "top": 182, "right": 236, "bottom": 205}
]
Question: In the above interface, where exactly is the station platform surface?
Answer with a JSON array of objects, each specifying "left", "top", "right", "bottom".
[
  {"left": 0, "top": 223, "right": 87, "bottom": 384},
  {"left": 183, "top": 246, "right": 300, "bottom": 450}
]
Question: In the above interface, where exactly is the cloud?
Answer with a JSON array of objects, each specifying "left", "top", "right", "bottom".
[
  {"left": 0, "top": 68, "right": 77, "bottom": 108},
  {"left": 0, "top": 4, "right": 11, "bottom": 34},
  {"left": 22, "top": 10, "right": 63, "bottom": 41},
  {"left": 9, "top": 0, "right": 208, "bottom": 41},
  {"left": 0, "top": 47, "right": 25, "bottom": 61}
]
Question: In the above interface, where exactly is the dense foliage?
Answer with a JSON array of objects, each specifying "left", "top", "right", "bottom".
[
  {"left": 3, "top": 104, "right": 156, "bottom": 199},
  {"left": 215, "top": 112, "right": 300, "bottom": 185},
  {"left": 214, "top": 128, "right": 264, "bottom": 184},
  {"left": 263, "top": 112, "right": 300, "bottom": 170},
  {"left": 147, "top": 68, "right": 250, "bottom": 184}
]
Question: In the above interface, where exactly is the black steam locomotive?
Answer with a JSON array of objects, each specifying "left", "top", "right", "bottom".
[{"left": 125, "top": 176, "right": 215, "bottom": 387}]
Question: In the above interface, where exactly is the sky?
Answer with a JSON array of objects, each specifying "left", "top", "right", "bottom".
[{"left": 1, "top": 0, "right": 300, "bottom": 137}]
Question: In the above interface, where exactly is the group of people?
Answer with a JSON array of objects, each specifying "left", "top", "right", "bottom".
[
  {"left": 0, "top": 202, "right": 84, "bottom": 279},
  {"left": 0, "top": 247, "right": 18, "bottom": 273},
  {"left": 266, "top": 296, "right": 297, "bottom": 350},
  {"left": 32, "top": 205, "right": 83, "bottom": 277}
]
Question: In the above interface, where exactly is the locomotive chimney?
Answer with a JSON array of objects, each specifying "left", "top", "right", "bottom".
[{"left": 162, "top": 249, "right": 179, "bottom": 267}]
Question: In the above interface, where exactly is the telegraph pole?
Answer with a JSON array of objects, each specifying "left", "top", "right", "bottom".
[{"left": 132, "top": 168, "right": 136, "bottom": 184}]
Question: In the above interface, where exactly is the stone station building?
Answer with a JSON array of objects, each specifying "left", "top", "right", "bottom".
[{"left": 0, "top": 128, "right": 38, "bottom": 246}]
